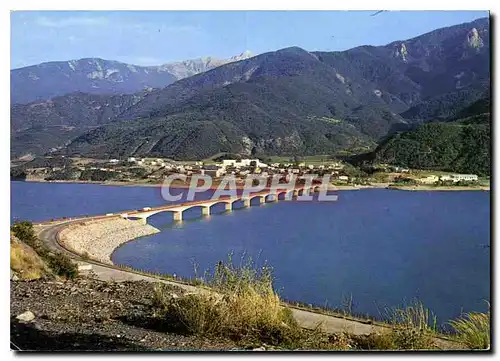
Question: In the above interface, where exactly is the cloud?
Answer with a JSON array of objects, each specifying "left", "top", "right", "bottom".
[{"left": 35, "top": 16, "right": 108, "bottom": 28}]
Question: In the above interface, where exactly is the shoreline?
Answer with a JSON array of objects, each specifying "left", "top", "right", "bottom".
[
  {"left": 387, "top": 184, "right": 490, "bottom": 191},
  {"left": 20, "top": 178, "right": 490, "bottom": 192}
]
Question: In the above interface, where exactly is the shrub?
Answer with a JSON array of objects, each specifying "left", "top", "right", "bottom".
[
  {"left": 448, "top": 310, "right": 490, "bottom": 350},
  {"left": 152, "top": 256, "right": 331, "bottom": 348},
  {"left": 47, "top": 252, "right": 79, "bottom": 280},
  {"left": 11, "top": 221, "right": 38, "bottom": 248}
]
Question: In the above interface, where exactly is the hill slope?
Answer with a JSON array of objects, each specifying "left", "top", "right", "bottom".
[
  {"left": 10, "top": 91, "right": 151, "bottom": 158},
  {"left": 372, "top": 97, "right": 491, "bottom": 175}
]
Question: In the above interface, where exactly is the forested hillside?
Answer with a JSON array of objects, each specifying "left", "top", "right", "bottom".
[{"left": 373, "top": 98, "right": 491, "bottom": 175}]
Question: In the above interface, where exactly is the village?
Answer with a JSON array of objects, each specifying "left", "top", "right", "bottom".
[{"left": 11, "top": 154, "right": 483, "bottom": 189}]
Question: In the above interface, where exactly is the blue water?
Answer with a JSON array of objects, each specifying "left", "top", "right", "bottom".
[{"left": 11, "top": 181, "right": 490, "bottom": 324}]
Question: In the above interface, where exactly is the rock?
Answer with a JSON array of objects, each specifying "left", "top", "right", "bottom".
[
  {"left": 252, "top": 346, "right": 266, "bottom": 351},
  {"left": 16, "top": 311, "right": 35, "bottom": 323}
]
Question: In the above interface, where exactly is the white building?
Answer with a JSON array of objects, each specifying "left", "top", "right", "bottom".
[
  {"left": 127, "top": 157, "right": 136, "bottom": 162},
  {"left": 222, "top": 158, "right": 268, "bottom": 168},
  {"left": 109, "top": 159, "right": 119, "bottom": 164},
  {"left": 338, "top": 175, "right": 349, "bottom": 181},
  {"left": 441, "top": 174, "right": 478, "bottom": 182}
]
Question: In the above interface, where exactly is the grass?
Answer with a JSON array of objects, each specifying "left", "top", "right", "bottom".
[
  {"left": 149, "top": 256, "right": 491, "bottom": 351},
  {"left": 448, "top": 309, "right": 490, "bottom": 350},
  {"left": 10, "top": 235, "right": 48, "bottom": 280},
  {"left": 150, "top": 256, "right": 356, "bottom": 349},
  {"left": 381, "top": 300, "right": 438, "bottom": 350},
  {"left": 152, "top": 256, "right": 298, "bottom": 346},
  {"left": 11, "top": 221, "right": 79, "bottom": 280}
]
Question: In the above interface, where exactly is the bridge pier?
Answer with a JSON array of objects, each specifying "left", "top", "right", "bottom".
[
  {"left": 243, "top": 198, "right": 251, "bottom": 207},
  {"left": 202, "top": 207, "right": 210, "bottom": 216},
  {"left": 225, "top": 202, "right": 232, "bottom": 212},
  {"left": 173, "top": 211, "right": 183, "bottom": 222},
  {"left": 259, "top": 196, "right": 266, "bottom": 205}
]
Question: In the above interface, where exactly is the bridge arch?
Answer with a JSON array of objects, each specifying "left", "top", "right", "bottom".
[{"left": 265, "top": 193, "right": 278, "bottom": 202}]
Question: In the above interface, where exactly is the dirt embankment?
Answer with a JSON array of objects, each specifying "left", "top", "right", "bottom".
[
  {"left": 11, "top": 278, "right": 237, "bottom": 351},
  {"left": 58, "top": 218, "right": 160, "bottom": 264}
]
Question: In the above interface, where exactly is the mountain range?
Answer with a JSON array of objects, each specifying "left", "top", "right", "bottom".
[
  {"left": 11, "top": 18, "right": 490, "bottom": 163},
  {"left": 10, "top": 51, "right": 254, "bottom": 104}
]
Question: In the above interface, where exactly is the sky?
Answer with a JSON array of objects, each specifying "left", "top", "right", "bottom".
[{"left": 10, "top": 10, "right": 489, "bottom": 69}]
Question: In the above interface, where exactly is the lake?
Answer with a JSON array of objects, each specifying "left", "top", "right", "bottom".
[{"left": 11, "top": 181, "right": 491, "bottom": 325}]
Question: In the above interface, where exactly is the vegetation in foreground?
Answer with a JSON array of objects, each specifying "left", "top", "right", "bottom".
[
  {"left": 11, "top": 221, "right": 78, "bottom": 280},
  {"left": 150, "top": 256, "right": 490, "bottom": 350},
  {"left": 150, "top": 256, "right": 336, "bottom": 350},
  {"left": 10, "top": 233, "right": 50, "bottom": 280},
  {"left": 448, "top": 309, "right": 491, "bottom": 350}
]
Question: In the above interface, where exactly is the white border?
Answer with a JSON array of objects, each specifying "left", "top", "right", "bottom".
[{"left": 3, "top": 1, "right": 498, "bottom": 360}]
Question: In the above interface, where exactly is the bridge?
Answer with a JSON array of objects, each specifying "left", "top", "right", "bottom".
[{"left": 120, "top": 185, "right": 326, "bottom": 223}]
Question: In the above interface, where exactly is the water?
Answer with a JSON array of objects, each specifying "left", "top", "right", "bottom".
[{"left": 11, "top": 181, "right": 490, "bottom": 324}]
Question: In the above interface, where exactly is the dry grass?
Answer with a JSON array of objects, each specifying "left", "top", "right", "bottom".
[
  {"left": 375, "top": 301, "right": 437, "bottom": 350},
  {"left": 11, "top": 221, "right": 78, "bottom": 280},
  {"left": 448, "top": 310, "right": 490, "bottom": 350},
  {"left": 10, "top": 234, "right": 48, "bottom": 280},
  {"left": 152, "top": 256, "right": 354, "bottom": 349}
]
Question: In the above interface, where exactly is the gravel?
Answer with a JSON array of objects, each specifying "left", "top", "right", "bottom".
[{"left": 10, "top": 277, "right": 239, "bottom": 351}]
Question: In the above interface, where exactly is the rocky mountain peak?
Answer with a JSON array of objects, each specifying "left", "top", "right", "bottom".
[
  {"left": 393, "top": 43, "right": 408, "bottom": 62},
  {"left": 466, "top": 27, "right": 484, "bottom": 49},
  {"left": 230, "top": 50, "right": 253, "bottom": 61}
]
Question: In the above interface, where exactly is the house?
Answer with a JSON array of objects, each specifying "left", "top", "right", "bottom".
[
  {"left": 222, "top": 159, "right": 268, "bottom": 169},
  {"left": 127, "top": 157, "right": 136, "bottom": 162},
  {"left": 441, "top": 174, "right": 478, "bottom": 182},
  {"left": 419, "top": 175, "right": 439, "bottom": 184},
  {"left": 338, "top": 175, "right": 349, "bottom": 181},
  {"left": 109, "top": 159, "right": 119, "bottom": 164}
]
